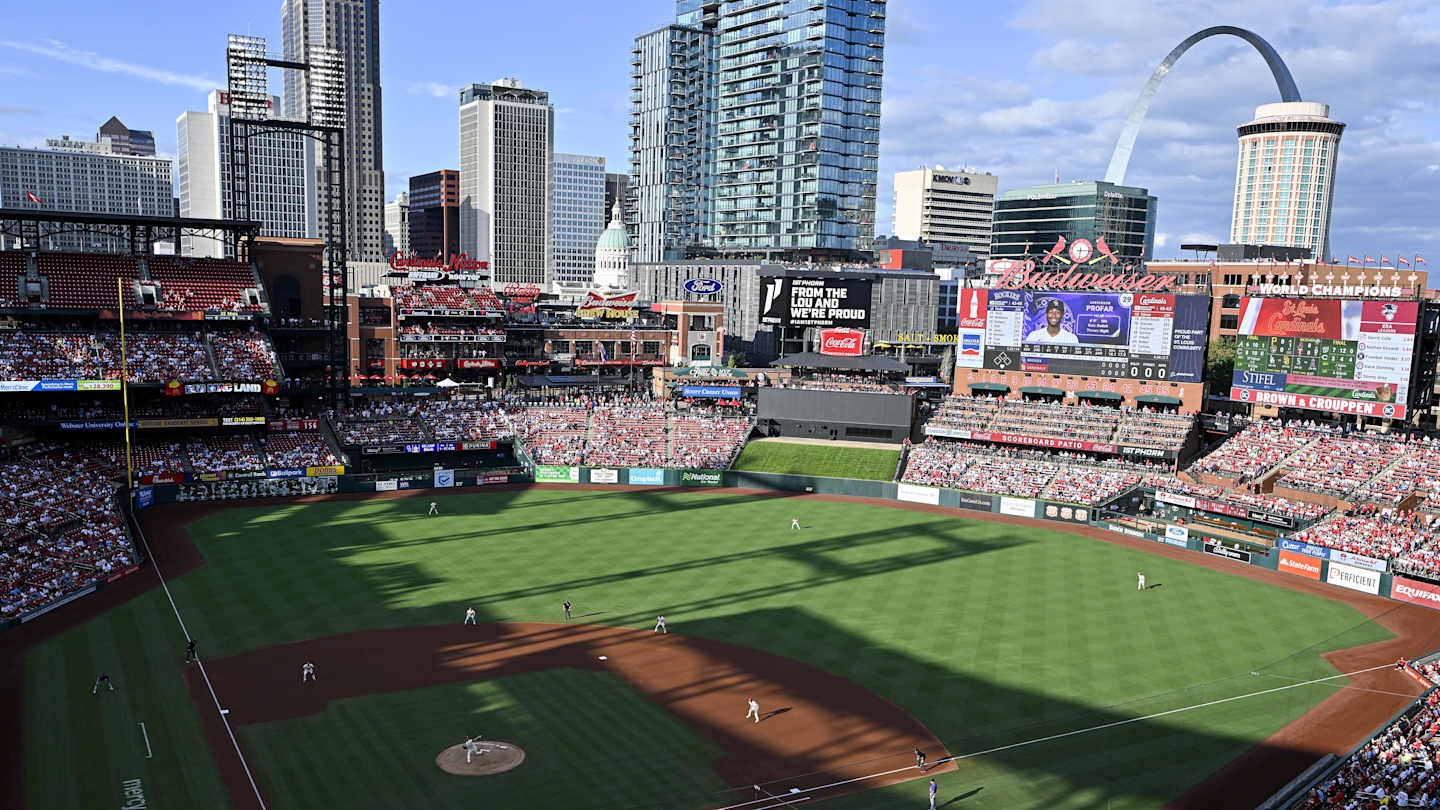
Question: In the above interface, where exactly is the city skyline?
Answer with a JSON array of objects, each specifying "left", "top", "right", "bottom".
[{"left": 1, "top": 0, "right": 1436, "bottom": 261}]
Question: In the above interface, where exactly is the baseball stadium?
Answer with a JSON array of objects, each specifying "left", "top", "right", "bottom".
[{"left": 3, "top": 209, "right": 1440, "bottom": 810}]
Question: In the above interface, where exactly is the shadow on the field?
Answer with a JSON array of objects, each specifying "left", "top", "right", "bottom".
[
  {"left": 658, "top": 607, "right": 1342, "bottom": 810},
  {"left": 942, "top": 786, "right": 983, "bottom": 805}
]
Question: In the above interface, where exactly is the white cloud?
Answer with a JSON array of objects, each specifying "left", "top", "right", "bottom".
[
  {"left": 0, "top": 38, "right": 217, "bottom": 92},
  {"left": 407, "top": 82, "right": 453, "bottom": 99}
]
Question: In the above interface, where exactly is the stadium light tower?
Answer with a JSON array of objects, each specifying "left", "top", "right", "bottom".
[{"left": 226, "top": 34, "right": 348, "bottom": 408}]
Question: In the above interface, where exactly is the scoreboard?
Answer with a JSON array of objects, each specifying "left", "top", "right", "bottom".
[
  {"left": 956, "top": 288, "right": 1209, "bottom": 383},
  {"left": 1230, "top": 298, "right": 1420, "bottom": 419}
]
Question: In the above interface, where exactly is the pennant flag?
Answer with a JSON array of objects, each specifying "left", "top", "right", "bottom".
[
  {"left": 1364, "top": 255, "right": 1377, "bottom": 265},
  {"left": 1398, "top": 255, "right": 1411, "bottom": 267},
  {"left": 1382, "top": 253, "right": 1390, "bottom": 265},
  {"left": 1347, "top": 255, "right": 1360, "bottom": 266},
  {"left": 26, "top": 191, "right": 42, "bottom": 204},
  {"left": 1418, "top": 255, "right": 1429, "bottom": 267}
]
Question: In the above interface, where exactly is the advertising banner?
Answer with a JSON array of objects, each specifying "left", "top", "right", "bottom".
[
  {"left": 896, "top": 484, "right": 940, "bottom": 505},
  {"left": 954, "top": 289, "right": 988, "bottom": 370},
  {"left": 758, "top": 277, "right": 872, "bottom": 328},
  {"left": 1391, "top": 577, "right": 1440, "bottom": 610},
  {"left": 1327, "top": 561, "right": 1382, "bottom": 594},
  {"left": 269, "top": 418, "right": 320, "bottom": 431},
  {"left": 955, "top": 492, "right": 994, "bottom": 512},
  {"left": 59, "top": 420, "right": 131, "bottom": 431},
  {"left": 535, "top": 465, "right": 580, "bottom": 483},
  {"left": 946, "top": 430, "right": 1117, "bottom": 455},
  {"left": 183, "top": 382, "right": 264, "bottom": 395},
  {"left": 681, "top": 385, "right": 742, "bottom": 398},
  {"left": 818, "top": 328, "right": 866, "bottom": 357},
  {"left": 138, "top": 418, "right": 219, "bottom": 429},
  {"left": 679, "top": 470, "right": 723, "bottom": 487},
  {"left": 1203, "top": 542, "right": 1253, "bottom": 564},
  {"left": 1247, "top": 510, "right": 1296, "bottom": 529},
  {"left": 139, "top": 473, "right": 185, "bottom": 485},
  {"left": 398, "top": 333, "right": 504, "bottom": 343},
  {"left": 590, "top": 469, "right": 619, "bottom": 484},
  {"left": 478, "top": 474, "right": 510, "bottom": 485},
  {"left": 135, "top": 487, "right": 154, "bottom": 509},
  {"left": 1278, "top": 538, "right": 1330, "bottom": 560},
  {"left": 434, "top": 469, "right": 455, "bottom": 488},
  {"left": 999, "top": 496, "right": 1036, "bottom": 518},
  {"left": 0, "top": 380, "right": 121, "bottom": 392},
  {"left": 1155, "top": 491, "right": 1197, "bottom": 509},
  {"left": 1099, "top": 522, "right": 1146, "bottom": 539},
  {"left": 1278, "top": 551, "right": 1324, "bottom": 580},
  {"left": 306, "top": 465, "right": 345, "bottom": 477},
  {"left": 1164, "top": 525, "right": 1189, "bottom": 548},
  {"left": 267, "top": 468, "right": 305, "bottom": 478},
  {"left": 1042, "top": 502, "right": 1090, "bottom": 523},
  {"left": 375, "top": 479, "right": 398, "bottom": 492},
  {"left": 1331, "top": 549, "right": 1386, "bottom": 573},
  {"left": 457, "top": 358, "right": 501, "bottom": 369},
  {"left": 629, "top": 468, "right": 665, "bottom": 485},
  {"left": 221, "top": 416, "right": 267, "bottom": 427},
  {"left": 575, "top": 291, "right": 640, "bottom": 320}
]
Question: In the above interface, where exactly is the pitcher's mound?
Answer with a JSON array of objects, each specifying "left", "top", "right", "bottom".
[{"left": 435, "top": 741, "right": 525, "bottom": 776}]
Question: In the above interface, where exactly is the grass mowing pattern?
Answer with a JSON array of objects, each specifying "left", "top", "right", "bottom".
[
  {"left": 24, "top": 489, "right": 1392, "bottom": 809},
  {"left": 732, "top": 440, "right": 900, "bottom": 481},
  {"left": 238, "top": 671, "right": 731, "bottom": 809}
]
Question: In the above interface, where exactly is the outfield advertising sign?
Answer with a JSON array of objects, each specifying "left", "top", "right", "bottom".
[
  {"left": 680, "top": 470, "right": 723, "bottom": 487},
  {"left": 135, "top": 487, "right": 154, "bottom": 509},
  {"left": 1042, "top": 502, "right": 1089, "bottom": 523},
  {"left": 999, "top": 497, "right": 1036, "bottom": 518},
  {"left": 1327, "top": 561, "right": 1382, "bottom": 594},
  {"left": 1203, "top": 542, "right": 1252, "bottom": 564},
  {"left": 434, "top": 469, "right": 455, "bottom": 488},
  {"left": 590, "top": 468, "right": 619, "bottom": 484},
  {"left": 375, "top": 479, "right": 398, "bottom": 492},
  {"left": 629, "top": 468, "right": 665, "bottom": 485},
  {"left": 478, "top": 474, "right": 510, "bottom": 486},
  {"left": 896, "top": 483, "right": 940, "bottom": 505},
  {"left": 1164, "top": 525, "right": 1189, "bottom": 548},
  {"left": 1278, "top": 551, "right": 1323, "bottom": 580},
  {"left": 1391, "top": 577, "right": 1440, "bottom": 610},
  {"left": 1331, "top": 549, "right": 1386, "bottom": 573},
  {"left": 535, "top": 465, "right": 579, "bottom": 483},
  {"left": 1278, "top": 538, "right": 1330, "bottom": 560},
  {"left": 955, "top": 492, "right": 994, "bottom": 511},
  {"left": 267, "top": 468, "right": 305, "bottom": 479}
]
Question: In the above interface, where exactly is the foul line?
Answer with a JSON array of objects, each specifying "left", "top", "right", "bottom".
[
  {"left": 712, "top": 662, "right": 1394, "bottom": 810},
  {"left": 138, "top": 722, "right": 152, "bottom": 759},
  {"left": 130, "top": 512, "right": 268, "bottom": 809}
]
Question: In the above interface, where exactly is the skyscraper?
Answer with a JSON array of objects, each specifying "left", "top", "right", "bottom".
[
  {"left": 97, "top": 116, "right": 156, "bottom": 156},
  {"left": 551, "top": 153, "right": 606, "bottom": 289},
  {"left": 892, "top": 167, "right": 997, "bottom": 262},
  {"left": 1229, "top": 102, "right": 1343, "bottom": 261},
  {"left": 604, "top": 172, "right": 629, "bottom": 227},
  {"left": 282, "top": 0, "right": 385, "bottom": 263},
  {"left": 384, "top": 191, "right": 410, "bottom": 258},
  {"left": 629, "top": 0, "right": 884, "bottom": 263},
  {"left": 176, "top": 90, "right": 316, "bottom": 257},
  {"left": 408, "top": 170, "right": 460, "bottom": 262},
  {"left": 990, "top": 181, "right": 1157, "bottom": 264},
  {"left": 458, "top": 79, "right": 554, "bottom": 288}
]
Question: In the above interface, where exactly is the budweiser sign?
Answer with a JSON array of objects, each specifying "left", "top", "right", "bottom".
[
  {"left": 996, "top": 264, "right": 1179, "bottom": 292},
  {"left": 575, "top": 291, "right": 640, "bottom": 320},
  {"left": 818, "top": 328, "right": 865, "bottom": 357}
]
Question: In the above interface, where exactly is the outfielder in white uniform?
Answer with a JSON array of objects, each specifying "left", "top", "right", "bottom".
[
  {"left": 654, "top": 614, "right": 667, "bottom": 633},
  {"left": 746, "top": 698, "right": 760, "bottom": 723},
  {"left": 791, "top": 517, "right": 800, "bottom": 530},
  {"left": 464, "top": 607, "right": 477, "bottom": 625},
  {"left": 301, "top": 662, "right": 316, "bottom": 683},
  {"left": 429, "top": 501, "right": 439, "bottom": 516},
  {"left": 1137, "top": 571, "right": 1146, "bottom": 591}
]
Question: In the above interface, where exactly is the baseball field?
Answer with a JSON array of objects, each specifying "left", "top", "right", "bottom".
[{"left": 7, "top": 485, "right": 1434, "bottom": 810}]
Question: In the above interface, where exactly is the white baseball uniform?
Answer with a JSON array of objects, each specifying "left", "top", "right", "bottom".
[
  {"left": 301, "top": 662, "right": 316, "bottom": 682},
  {"left": 654, "top": 615, "right": 667, "bottom": 633},
  {"left": 464, "top": 608, "right": 477, "bottom": 625},
  {"left": 746, "top": 699, "right": 760, "bottom": 723}
]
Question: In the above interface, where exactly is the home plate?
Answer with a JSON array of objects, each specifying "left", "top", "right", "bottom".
[{"left": 598, "top": 656, "right": 608, "bottom": 661}]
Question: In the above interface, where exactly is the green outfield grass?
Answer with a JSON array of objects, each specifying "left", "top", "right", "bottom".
[
  {"left": 22, "top": 488, "right": 1391, "bottom": 810},
  {"left": 731, "top": 440, "right": 901, "bottom": 480}
]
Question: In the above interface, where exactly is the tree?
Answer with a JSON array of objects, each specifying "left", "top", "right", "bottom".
[{"left": 1205, "top": 340, "right": 1235, "bottom": 396}]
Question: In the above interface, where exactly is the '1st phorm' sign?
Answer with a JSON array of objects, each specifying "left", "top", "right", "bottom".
[{"left": 759, "top": 277, "right": 872, "bottom": 328}]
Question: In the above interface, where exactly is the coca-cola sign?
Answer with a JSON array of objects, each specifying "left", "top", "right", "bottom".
[{"left": 819, "top": 328, "right": 865, "bottom": 357}]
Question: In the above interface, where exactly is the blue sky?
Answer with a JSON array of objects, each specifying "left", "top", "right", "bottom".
[{"left": 2, "top": 0, "right": 1437, "bottom": 260}]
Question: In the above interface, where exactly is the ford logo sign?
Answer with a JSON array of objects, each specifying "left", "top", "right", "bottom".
[{"left": 683, "top": 278, "right": 722, "bottom": 295}]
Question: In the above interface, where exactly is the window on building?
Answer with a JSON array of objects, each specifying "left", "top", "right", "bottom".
[{"left": 1220, "top": 314, "right": 1239, "bottom": 331}]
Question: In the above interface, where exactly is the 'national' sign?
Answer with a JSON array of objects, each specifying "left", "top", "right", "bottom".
[{"left": 819, "top": 328, "right": 865, "bottom": 357}]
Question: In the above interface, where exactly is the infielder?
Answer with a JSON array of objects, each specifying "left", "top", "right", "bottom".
[
  {"left": 1137, "top": 571, "right": 1146, "bottom": 591},
  {"left": 746, "top": 698, "right": 760, "bottom": 723},
  {"left": 92, "top": 673, "right": 114, "bottom": 694},
  {"left": 563, "top": 600, "right": 572, "bottom": 621},
  {"left": 429, "top": 501, "right": 439, "bottom": 516},
  {"left": 791, "top": 517, "right": 800, "bottom": 530},
  {"left": 914, "top": 746, "right": 927, "bottom": 772},
  {"left": 654, "top": 614, "right": 667, "bottom": 634},
  {"left": 464, "top": 607, "right": 477, "bottom": 625},
  {"left": 301, "top": 662, "right": 317, "bottom": 683},
  {"left": 184, "top": 639, "right": 197, "bottom": 664}
]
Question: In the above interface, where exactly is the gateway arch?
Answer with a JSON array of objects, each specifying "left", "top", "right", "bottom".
[{"left": 1105, "top": 26, "right": 1301, "bottom": 185}]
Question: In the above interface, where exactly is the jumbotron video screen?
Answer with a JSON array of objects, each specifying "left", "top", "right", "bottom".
[
  {"left": 1230, "top": 298, "right": 1420, "bottom": 418},
  {"left": 954, "top": 288, "right": 1209, "bottom": 382}
]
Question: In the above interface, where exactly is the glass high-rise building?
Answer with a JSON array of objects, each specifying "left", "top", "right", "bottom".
[
  {"left": 551, "top": 154, "right": 606, "bottom": 288},
  {"left": 989, "top": 181, "right": 1157, "bottom": 265},
  {"left": 1229, "top": 102, "right": 1343, "bottom": 262},
  {"left": 629, "top": 0, "right": 884, "bottom": 263}
]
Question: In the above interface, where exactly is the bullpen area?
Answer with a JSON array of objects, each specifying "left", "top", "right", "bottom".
[{"left": 10, "top": 486, "right": 1430, "bottom": 810}]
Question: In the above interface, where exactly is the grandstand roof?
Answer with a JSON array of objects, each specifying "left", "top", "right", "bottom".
[{"left": 770, "top": 353, "right": 909, "bottom": 372}]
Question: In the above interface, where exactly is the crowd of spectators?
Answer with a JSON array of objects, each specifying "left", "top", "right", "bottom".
[
  {"left": 210, "top": 331, "right": 279, "bottom": 380},
  {"left": 1190, "top": 422, "right": 1316, "bottom": 480},
  {"left": 1354, "top": 443, "right": 1440, "bottom": 505},
  {"left": 261, "top": 432, "right": 340, "bottom": 469},
  {"left": 924, "top": 395, "right": 1194, "bottom": 453},
  {"left": 777, "top": 373, "right": 905, "bottom": 394},
  {"left": 1150, "top": 479, "right": 1329, "bottom": 521},
  {"left": 513, "top": 406, "right": 588, "bottom": 464},
  {"left": 185, "top": 436, "right": 264, "bottom": 473},
  {"left": 901, "top": 439, "right": 1142, "bottom": 504},
  {"left": 1298, "top": 689, "right": 1440, "bottom": 809},
  {"left": 989, "top": 399, "right": 1121, "bottom": 443},
  {"left": 101, "top": 332, "right": 213, "bottom": 382},
  {"left": 586, "top": 401, "right": 668, "bottom": 468},
  {"left": 1277, "top": 436, "right": 1407, "bottom": 499},
  {"left": 669, "top": 409, "right": 752, "bottom": 469},
  {"left": 1114, "top": 410, "right": 1193, "bottom": 451},
  {"left": 0, "top": 449, "right": 133, "bottom": 619},
  {"left": 1289, "top": 506, "right": 1439, "bottom": 563},
  {"left": 412, "top": 397, "right": 514, "bottom": 442},
  {"left": 926, "top": 395, "right": 1003, "bottom": 433}
]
